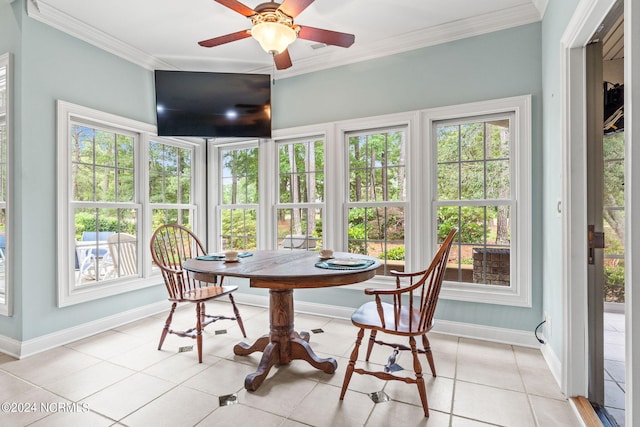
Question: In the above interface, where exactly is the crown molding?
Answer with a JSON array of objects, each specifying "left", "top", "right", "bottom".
[
  {"left": 531, "top": 0, "right": 549, "bottom": 18},
  {"left": 270, "top": 3, "right": 542, "bottom": 78},
  {"left": 26, "top": 0, "right": 540, "bottom": 77},
  {"left": 26, "top": 0, "right": 177, "bottom": 71}
]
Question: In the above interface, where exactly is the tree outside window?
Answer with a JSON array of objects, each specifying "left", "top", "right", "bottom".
[
  {"left": 220, "top": 146, "right": 258, "bottom": 250},
  {"left": 346, "top": 128, "right": 406, "bottom": 276},
  {"left": 435, "top": 116, "right": 513, "bottom": 286},
  {"left": 277, "top": 138, "right": 324, "bottom": 250},
  {"left": 71, "top": 124, "right": 138, "bottom": 285}
]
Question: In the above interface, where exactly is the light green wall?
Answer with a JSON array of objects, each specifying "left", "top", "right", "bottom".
[
  {"left": 0, "top": 0, "right": 22, "bottom": 340},
  {"left": 0, "top": 0, "right": 167, "bottom": 341},
  {"left": 274, "top": 24, "right": 544, "bottom": 332},
  {"left": 0, "top": 0, "right": 547, "bottom": 341},
  {"left": 540, "top": 0, "right": 581, "bottom": 357}
]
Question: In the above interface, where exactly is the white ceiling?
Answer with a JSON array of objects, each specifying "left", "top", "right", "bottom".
[{"left": 28, "top": 0, "right": 545, "bottom": 77}]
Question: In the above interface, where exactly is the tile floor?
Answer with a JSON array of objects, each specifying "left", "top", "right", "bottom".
[
  {"left": 0, "top": 301, "right": 582, "bottom": 426},
  {"left": 604, "top": 310, "right": 626, "bottom": 426}
]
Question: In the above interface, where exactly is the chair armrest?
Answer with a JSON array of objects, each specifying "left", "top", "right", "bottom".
[
  {"left": 364, "top": 286, "right": 411, "bottom": 296},
  {"left": 390, "top": 268, "right": 428, "bottom": 278}
]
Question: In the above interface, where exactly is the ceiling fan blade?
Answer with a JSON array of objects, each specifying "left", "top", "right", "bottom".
[
  {"left": 298, "top": 26, "right": 355, "bottom": 48},
  {"left": 278, "top": 0, "right": 314, "bottom": 18},
  {"left": 214, "top": 0, "right": 256, "bottom": 17},
  {"left": 198, "top": 30, "right": 251, "bottom": 48},
  {"left": 274, "top": 49, "right": 293, "bottom": 70}
]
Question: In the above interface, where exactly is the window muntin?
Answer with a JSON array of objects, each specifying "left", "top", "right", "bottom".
[
  {"left": 219, "top": 145, "right": 259, "bottom": 251},
  {"left": 149, "top": 140, "right": 195, "bottom": 231},
  {"left": 276, "top": 138, "right": 324, "bottom": 250},
  {"left": 435, "top": 114, "right": 514, "bottom": 287},
  {"left": 346, "top": 128, "right": 406, "bottom": 276},
  {"left": 58, "top": 101, "right": 202, "bottom": 306},
  {"left": 71, "top": 123, "right": 139, "bottom": 285}
]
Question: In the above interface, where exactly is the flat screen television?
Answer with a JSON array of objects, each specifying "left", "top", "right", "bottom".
[{"left": 154, "top": 70, "right": 271, "bottom": 138}]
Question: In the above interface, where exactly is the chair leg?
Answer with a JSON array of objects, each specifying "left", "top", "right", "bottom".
[
  {"left": 422, "top": 334, "right": 437, "bottom": 377},
  {"left": 410, "top": 336, "right": 429, "bottom": 417},
  {"left": 196, "top": 302, "right": 203, "bottom": 363},
  {"left": 340, "top": 328, "right": 364, "bottom": 400},
  {"left": 365, "top": 330, "right": 377, "bottom": 361},
  {"left": 158, "top": 302, "right": 177, "bottom": 351},
  {"left": 228, "top": 294, "right": 247, "bottom": 338}
]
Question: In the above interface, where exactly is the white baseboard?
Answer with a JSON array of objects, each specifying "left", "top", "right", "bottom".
[
  {"left": 0, "top": 301, "right": 167, "bottom": 359},
  {"left": 1, "top": 292, "right": 543, "bottom": 360},
  {"left": 540, "top": 338, "right": 563, "bottom": 387}
]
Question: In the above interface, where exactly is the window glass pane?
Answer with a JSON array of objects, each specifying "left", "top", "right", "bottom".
[
  {"left": 348, "top": 206, "right": 405, "bottom": 276},
  {"left": 348, "top": 130, "right": 406, "bottom": 203},
  {"left": 460, "top": 122, "right": 484, "bottom": 161},
  {"left": 486, "top": 120, "right": 510, "bottom": 160},
  {"left": 221, "top": 147, "right": 259, "bottom": 205},
  {"left": 437, "top": 125, "right": 459, "bottom": 163},
  {"left": 277, "top": 207, "right": 322, "bottom": 250},
  {"left": 277, "top": 138, "right": 325, "bottom": 204},
  {"left": 72, "top": 124, "right": 136, "bottom": 203},
  {"left": 221, "top": 208, "right": 257, "bottom": 250},
  {"left": 486, "top": 159, "right": 510, "bottom": 199},
  {"left": 436, "top": 204, "right": 510, "bottom": 286},
  {"left": 152, "top": 208, "right": 193, "bottom": 231},
  {"left": 148, "top": 141, "right": 192, "bottom": 205},
  {"left": 460, "top": 161, "right": 484, "bottom": 200},
  {"left": 74, "top": 207, "right": 137, "bottom": 286}
]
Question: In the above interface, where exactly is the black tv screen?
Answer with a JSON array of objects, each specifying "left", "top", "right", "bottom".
[{"left": 154, "top": 70, "right": 271, "bottom": 138}]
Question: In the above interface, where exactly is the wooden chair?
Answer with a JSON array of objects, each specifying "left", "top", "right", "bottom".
[
  {"left": 107, "top": 233, "right": 137, "bottom": 277},
  {"left": 150, "top": 224, "right": 247, "bottom": 363},
  {"left": 339, "top": 228, "right": 458, "bottom": 417}
]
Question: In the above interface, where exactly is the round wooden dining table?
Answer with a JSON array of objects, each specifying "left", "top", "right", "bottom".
[{"left": 183, "top": 250, "right": 380, "bottom": 391}]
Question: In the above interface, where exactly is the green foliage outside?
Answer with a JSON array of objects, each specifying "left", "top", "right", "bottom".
[
  {"left": 604, "top": 264, "right": 625, "bottom": 303},
  {"left": 379, "top": 245, "right": 405, "bottom": 260}
]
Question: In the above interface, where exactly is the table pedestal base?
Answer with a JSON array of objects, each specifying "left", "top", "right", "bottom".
[{"left": 233, "top": 288, "right": 337, "bottom": 391}]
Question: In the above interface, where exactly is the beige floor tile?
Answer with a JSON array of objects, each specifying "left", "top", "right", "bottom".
[
  {"left": 529, "top": 395, "right": 583, "bottom": 427},
  {"left": 65, "top": 330, "right": 145, "bottom": 360},
  {"left": 451, "top": 415, "right": 499, "bottom": 426},
  {"left": 108, "top": 340, "right": 176, "bottom": 371},
  {"left": 1, "top": 346, "right": 101, "bottom": 385},
  {"left": 196, "top": 404, "right": 286, "bottom": 427},
  {"left": 384, "top": 375, "right": 454, "bottom": 414},
  {"left": 28, "top": 409, "right": 115, "bottom": 427},
  {"left": 182, "top": 358, "right": 257, "bottom": 396},
  {"left": 0, "top": 386, "right": 67, "bottom": 426},
  {"left": 142, "top": 350, "right": 217, "bottom": 383},
  {"left": 121, "top": 385, "right": 218, "bottom": 427},
  {"left": 457, "top": 339, "right": 524, "bottom": 392},
  {"left": 368, "top": 403, "right": 450, "bottom": 427},
  {"left": 453, "top": 381, "right": 535, "bottom": 427},
  {"left": 82, "top": 372, "right": 175, "bottom": 420},
  {"left": 0, "top": 370, "right": 39, "bottom": 401},
  {"left": 0, "top": 305, "right": 583, "bottom": 427},
  {"left": 290, "top": 382, "right": 374, "bottom": 427},
  {"left": 44, "top": 360, "right": 135, "bottom": 401},
  {"left": 237, "top": 370, "right": 317, "bottom": 418}
]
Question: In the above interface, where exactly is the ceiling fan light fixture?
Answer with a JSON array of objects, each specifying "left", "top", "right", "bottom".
[{"left": 252, "top": 21, "right": 297, "bottom": 54}]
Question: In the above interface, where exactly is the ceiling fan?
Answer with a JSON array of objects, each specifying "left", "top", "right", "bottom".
[{"left": 198, "top": 0, "right": 355, "bottom": 70}]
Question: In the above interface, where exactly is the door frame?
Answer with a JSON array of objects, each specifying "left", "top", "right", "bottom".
[{"left": 561, "top": 0, "right": 639, "bottom": 425}]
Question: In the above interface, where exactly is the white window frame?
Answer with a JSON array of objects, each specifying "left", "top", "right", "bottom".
[
  {"left": 335, "top": 112, "right": 418, "bottom": 288},
  {"left": 148, "top": 136, "right": 202, "bottom": 234},
  {"left": 0, "top": 52, "right": 12, "bottom": 316},
  {"left": 56, "top": 101, "right": 204, "bottom": 306},
  {"left": 273, "top": 133, "right": 326, "bottom": 251},
  {"left": 210, "top": 139, "right": 262, "bottom": 252},
  {"left": 423, "top": 95, "right": 532, "bottom": 307}
]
